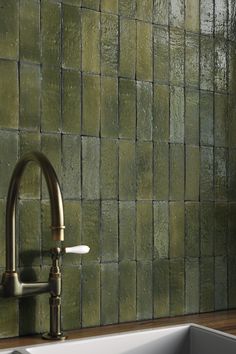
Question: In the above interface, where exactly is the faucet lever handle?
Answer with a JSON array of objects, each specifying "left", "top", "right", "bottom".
[{"left": 64, "top": 245, "right": 90, "bottom": 254}]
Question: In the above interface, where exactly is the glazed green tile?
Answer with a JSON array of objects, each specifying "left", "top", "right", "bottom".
[
  {"left": 169, "top": 0, "right": 184, "bottom": 28},
  {"left": 200, "top": 147, "right": 214, "bottom": 201},
  {"left": 153, "top": 85, "right": 169, "bottom": 142},
  {"left": 119, "top": 0, "right": 136, "bottom": 18},
  {"left": 215, "top": 39, "right": 227, "bottom": 93},
  {"left": 229, "top": 42, "right": 236, "bottom": 94},
  {"left": 136, "top": 142, "right": 153, "bottom": 200},
  {"left": 41, "top": 0, "right": 61, "bottom": 66},
  {"left": 153, "top": 0, "right": 168, "bottom": 25},
  {"left": 63, "top": 0, "right": 81, "bottom": 5},
  {"left": 200, "top": 0, "right": 213, "bottom": 34},
  {"left": 169, "top": 202, "right": 184, "bottom": 258},
  {"left": 229, "top": 95, "right": 236, "bottom": 148},
  {"left": 0, "top": 298, "right": 18, "bottom": 338},
  {"left": 200, "top": 257, "right": 214, "bottom": 312},
  {"left": 153, "top": 259, "right": 169, "bottom": 317},
  {"left": 185, "top": 202, "right": 199, "bottom": 257},
  {"left": 185, "top": 145, "right": 200, "bottom": 201},
  {"left": 229, "top": 1, "right": 236, "bottom": 42},
  {"left": 136, "top": 201, "right": 152, "bottom": 260},
  {"left": 41, "top": 201, "right": 55, "bottom": 264},
  {"left": 101, "top": 0, "right": 118, "bottom": 13},
  {"left": 82, "top": 137, "right": 100, "bottom": 200},
  {"left": 82, "top": 9, "right": 100, "bottom": 73},
  {"left": 119, "top": 201, "right": 136, "bottom": 260},
  {"left": 119, "top": 140, "right": 136, "bottom": 200},
  {"left": 170, "top": 86, "right": 184, "bottom": 143},
  {"left": 215, "top": 256, "right": 227, "bottom": 310},
  {"left": 81, "top": 201, "right": 100, "bottom": 262},
  {"left": 62, "top": 4, "right": 81, "bottom": 69},
  {"left": 82, "top": 263, "right": 100, "bottom": 327},
  {"left": 101, "top": 263, "right": 118, "bottom": 325},
  {"left": 62, "top": 69, "right": 81, "bottom": 134},
  {"left": 200, "top": 36, "right": 214, "bottom": 91},
  {"left": 137, "top": 81, "right": 153, "bottom": 141},
  {"left": 0, "top": 131, "right": 18, "bottom": 198},
  {"left": 101, "top": 13, "right": 118, "bottom": 76},
  {"left": 119, "top": 18, "right": 136, "bottom": 78},
  {"left": 185, "top": 34, "right": 199, "bottom": 88},
  {"left": 215, "top": 0, "right": 227, "bottom": 38},
  {"left": 119, "top": 79, "right": 136, "bottom": 139},
  {"left": 0, "top": 200, "right": 6, "bottom": 268},
  {"left": 170, "top": 144, "right": 184, "bottom": 201},
  {"left": 215, "top": 94, "right": 228, "bottom": 147},
  {"left": 185, "top": 0, "right": 199, "bottom": 32},
  {"left": 153, "top": 26, "right": 169, "bottom": 83},
  {"left": 119, "top": 260, "right": 136, "bottom": 322},
  {"left": 170, "top": 258, "right": 184, "bottom": 316},
  {"left": 101, "top": 201, "right": 118, "bottom": 262},
  {"left": 185, "top": 89, "right": 199, "bottom": 145},
  {"left": 170, "top": 28, "right": 184, "bottom": 86},
  {"left": 41, "top": 66, "right": 61, "bottom": 133},
  {"left": 62, "top": 266, "right": 81, "bottom": 329},
  {"left": 62, "top": 134, "right": 81, "bottom": 199},
  {"left": 215, "top": 203, "right": 228, "bottom": 256},
  {"left": 200, "top": 203, "right": 214, "bottom": 256},
  {"left": 137, "top": 261, "right": 152, "bottom": 320},
  {"left": 185, "top": 258, "right": 199, "bottom": 314},
  {"left": 215, "top": 148, "right": 228, "bottom": 201},
  {"left": 228, "top": 256, "right": 236, "bottom": 308},
  {"left": 136, "top": 0, "right": 153, "bottom": 21},
  {"left": 0, "top": 0, "right": 19, "bottom": 59},
  {"left": 228, "top": 203, "right": 236, "bottom": 255},
  {"left": 154, "top": 202, "right": 169, "bottom": 259},
  {"left": 20, "top": 64, "right": 40, "bottom": 130},
  {"left": 0, "top": 60, "right": 18, "bottom": 129},
  {"left": 100, "top": 139, "right": 118, "bottom": 199},
  {"left": 82, "top": 74, "right": 100, "bottom": 136},
  {"left": 153, "top": 143, "right": 169, "bottom": 200},
  {"left": 200, "top": 91, "right": 214, "bottom": 146},
  {"left": 82, "top": 0, "right": 100, "bottom": 10},
  {"left": 229, "top": 150, "right": 236, "bottom": 200},
  {"left": 136, "top": 22, "right": 152, "bottom": 82},
  {"left": 101, "top": 77, "right": 118, "bottom": 138}
]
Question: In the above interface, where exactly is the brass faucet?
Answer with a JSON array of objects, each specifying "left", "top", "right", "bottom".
[{"left": 0, "top": 151, "right": 89, "bottom": 340}]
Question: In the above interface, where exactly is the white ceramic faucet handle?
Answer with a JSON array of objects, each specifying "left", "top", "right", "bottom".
[{"left": 65, "top": 245, "right": 90, "bottom": 254}]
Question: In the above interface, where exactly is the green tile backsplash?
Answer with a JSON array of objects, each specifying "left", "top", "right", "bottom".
[{"left": 0, "top": 0, "right": 236, "bottom": 339}]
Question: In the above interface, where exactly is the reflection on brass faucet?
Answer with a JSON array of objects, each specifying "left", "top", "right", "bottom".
[{"left": 0, "top": 151, "right": 90, "bottom": 340}]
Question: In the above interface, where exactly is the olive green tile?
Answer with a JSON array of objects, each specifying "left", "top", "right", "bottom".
[
  {"left": 153, "top": 143, "right": 169, "bottom": 200},
  {"left": 170, "top": 144, "right": 184, "bottom": 200},
  {"left": 62, "top": 69, "right": 81, "bottom": 134},
  {"left": 119, "top": 260, "right": 136, "bottom": 322},
  {"left": 215, "top": 39, "right": 227, "bottom": 93},
  {"left": 185, "top": 0, "right": 199, "bottom": 32},
  {"left": 62, "top": 4, "right": 81, "bottom": 69},
  {"left": 215, "top": 256, "right": 227, "bottom": 310},
  {"left": 101, "top": 13, "right": 118, "bottom": 76},
  {"left": 0, "top": 60, "right": 18, "bottom": 129},
  {"left": 62, "top": 0, "right": 81, "bottom": 5},
  {"left": 38, "top": 266, "right": 51, "bottom": 332},
  {"left": 82, "top": 74, "right": 100, "bottom": 136},
  {"left": 101, "top": 77, "right": 118, "bottom": 138},
  {"left": 185, "top": 258, "right": 199, "bottom": 314},
  {"left": 101, "top": 0, "right": 118, "bottom": 13},
  {"left": 136, "top": 22, "right": 152, "bottom": 82},
  {"left": 137, "top": 81, "right": 153, "bottom": 141},
  {"left": 215, "top": 93, "right": 228, "bottom": 147},
  {"left": 41, "top": 0, "right": 61, "bottom": 66},
  {"left": 169, "top": 0, "right": 184, "bottom": 28},
  {"left": 81, "top": 200, "right": 100, "bottom": 262},
  {"left": 101, "top": 263, "right": 118, "bottom": 325},
  {"left": 215, "top": 0, "right": 227, "bottom": 37},
  {"left": 169, "top": 202, "right": 184, "bottom": 258},
  {"left": 20, "top": 64, "right": 40, "bottom": 130},
  {"left": 136, "top": 0, "right": 153, "bottom": 22},
  {"left": 200, "top": 36, "right": 214, "bottom": 91},
  {"left": 82, "top": 9, "right": 100, "bottom": 73},
  {"left": 200, "top": 0, "right": 213, "bottom": 34},
  {"left": 82, "top": 137, "right": 100, "bottom": 200},
  {"left": 62, "top": 134, "right": 81, "bottom": 199},
  {"left": 170, "top": 258, "right": 184, "bottom": 316},
  {"left": 0, "top": 199, "right": 6, "bottom": 268},
  {"left": 153, "top": 0, "right": 168, "bottom": 25},
  {"left": 200, "top": 91, "right": 214, "bottom": 145},
  {"left": 200, "top": 202, "right": 214, "bottom": 256},
  {"left": 119, "top": 18, "right": 136, "bottom": 78},
  {"left": 200, "top": 257, "right": 214, "bottom": 312},
  {"left": 215, "top": 148, "right": 228, "bottom": 201},
  {"left": 101, "top": 201, "right": 118, "bottom": 262},
  {"left": 0, "top": 298, "right": 18, "bottom": 338},
  {"left": 229, "top": 2, "right": 236, "bottom": 42},
  {"left": 0, "top": 131, "right": 18, "bottom": 198},
  {"left": 119, "top": 201, "right": 136, "bottom": 260},
  {"left": 170, "top": 28, "right": 184, "bottom": 86},
  {"left": 185, "top": 202, "right": 199, "bottom": 257},
  {"left": 119, "top": 0, "right": 136, "bottom": 18},
  {"left": 185, "top": 145, "right": 200, "bottom": 201},
  {"left": 136, "top": 142, "right": 153, "bottom": 200},
  {"left": 228, "top": 256, "right": 236, "bottom": 308},
  {"left": 228, "top": 43, "right": 236, "bottom": 94},
  {"left": 41, "top": 201, "right": 55, "bottom": 264},
  {"left": 153, "top": 85, "right": 169, "bottom": 142},
  {"left": 200, "top": 146, "right": 214, "bottom": 201},
  {"left": 153, "top": 259, "right": 169, "bottom": 318},
  {"left": 185, "top": 33, "right": 199, "bottom": 88},
  {"left": 229, "top": 150, "right": 236, "bottom": 201},
  {"left": 228, "top": 94, "right": 236, "bottom": 148},
  {"left": 136, "top": 201, "right": 153, "bottom": 260},
  {"left": 185, "top": 89, "right": 199, "bottom": 145},
  {"left": 100, "top": 139, "right": 118, "bottom": 199},
  {"left": 154, "top": 202, "right": 169, "bottom": 259},
  {"left": 0, "top": 0, "right": 19, "bottom": 59},
  {"left": 170, "top": 86, "right": 184, "bottom": 143},
  {"left": 119, "top": 140, "right": 136, "bottom": 200},
  {"left": 119, "top": 79, "right": 136, "bottom": 139},
  {"left": 153, "top": 26, "right": 169, "bottom": 83},
  {"left": 82, "top": 0, "right": 100, "bottom": 10},
  {"left": 41, "top": 66, "right": 61, "bottom": 133},
  {"left": 229, "top": 203, "right": 236, "bottom": 256},
  {"left": 215, "top": 202, "right": 228, "bottom": 256},
  {"left": 137, "top": 261, "right": 152, "bottom": 320},
  {"left": 82, "top": 263, "right": 100, "bottom": 327}
]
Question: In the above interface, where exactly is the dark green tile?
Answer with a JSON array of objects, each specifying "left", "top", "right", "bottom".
[
  {"left": 100, "top": 139, "right": 118, "bottom": 199},
  {"left": 63, "top": 0, "right": 81, "bottom": 5},
  {"left": 82, "top": 263, "right": 100, "bottom": 327},
  {"left": 170, "top": 144, "right": 184, "bottom": 200},
  {"left": 170, "top": 258, "right": 184, "bottom": 316},
  {"left": 200, "top": 0, "right": 213, "bottom": 34},
  {"left": 185, "top": 89, "right": 199, "bottom": 145},
  {"left": 82, "top": 137, "right": 100, "bottom": 200},
  {"left": 137, "top": 261, "right": 152, "bottom": 320},
  {"left": 170, "top": 86, "right": 184, "bottom": 143},
  {"left": 136, "top": 201, "right": 153, "bottom": 260},
  {"left": 82, "top": 0, "right": 100, "bottom": 10},
  {"left": 0, "top": 199, "right": 6, "bottom": 268},
  {"left": 215, "top": 256, "right": 227, "bottom": 310},
  {"left": 215, "top": 148, "right": 228, "bottom": 201},
  {"left": 200, "top": 203, "right": 214, "bottom": 256},
  {"left": 119, "top": 201, "right": 136, "bottom": 260},
  {"left": 101, "top": 263, "right": 118, "bottom": 325},
  {"left": 0, "top": 298, "right": 18, "bottom": 338},
  {"left": 170, "top": 28, "right": 184, "bottom": 86},
  {"left": 185, "top": 145, "right": 200, "bottom": 201},
  {"left": 228, "top": 256, "right": 236, "bottom": 308},
  {"left": 153, "top": 202, "right": 169, "bottom": 258},
  {"left": 101, "top": 77, "right": 118, "bottom": 138},
  {"left": 136, "top": 142, "right": 153, "bottom": 200},
  {"left": 153, "top": 259, "right": 169, "bottom": 317},
  {"left": 136, "top": 22, "right": 152, "bottom": 82},
  {"left": 119, "top": 140, "right": 136, "bottom": 200},
  {"left": 119, "top": 18, "right": 136, "bottom": 78},
  {"left": 41, "top": 201, "right": 55, "bottom": 263},
  {"left": 228, "top": 203, "right": 236, "bottom": 256},
  {"left": 215, "top": 0, "right": 227, "bottom": 37},
  {"left": 119, "top": 0, "right": 136, "bottom": 18},
  {"left": 229, "top": 2, "right": 236, "bottom": 42},
  {"left": 200, "top": 36, "right": 214, "bottom": 91},
  {"left": 229, "top": 150, "right": 236, "bottom": 200},
  {"left": 215, "top": 93, "right": 228, "bottom": 147},
  {"left": 82, "top": 74, "right": 100, "bottom": 136},
  {"left": 185, "top": 258, "right": 199, "bottom": 314},
  {"left": 153, "top": 26, "right": 169, "bottom": 83},
  {"left": 153, "top": 0, "right": 168, "bottom": 25},
  {"left": 169, "top": 0, "right": 184, "bottom": 28},
  {"left": 169, "top": 202, "right": 184, "bottom": 258},
  {"left": 185, "top": 202, "right": 199, "bottom": 257},
  {"left": 137, "top": 81, "right": 153, "bottom": 141},
  {"left": 185, "top": 0, "right": 199, "bottom": 32},
  {"left": 119, "top": 260, "right": 136, "bottom": 322},
  {"left": 101, "top": 0, "right": 118, "bottom": 13},
  {"left": 200, "top": 146, "right": 214, "bottom": 201},
  {"left": 215, "top": 39, "right": 227, "bottom": 92},
  {"left": 0, "top": 0, "right": 19, "bottom": 59},
  {"left": 136, "top": 0, "right": 153, "bottom": 21},
  {"left": 185, "top": 33, "right": 199, "bottom": 88},
  {"left": 101, "top": 13, "right": 118, "bottom": 76},
  {"left": 153, "top": 143, "right": 169, "bottom": 200},
  {"left": 101, "top": 201, "right": 118, "bottom": 262},
  {"left": 82, "top": 9, "right": 100, "bottom": 73},
  {"left": 229, "top": 43, "right": 236, "bottom": 94},
  {"left": 119, "top": 79, "right": 136, "bottom": 139},
  {"left": 215, "top": 202, "right": 228, "bottom": 256},
  {"left": 153, "top": 85, "right": 169, "bottom": 142},
  {"left": 200, "top": 257, "right": 214, "bottom": 312},
  {"left": 228, "top": 94, "right": 236, "bottom": 148}
]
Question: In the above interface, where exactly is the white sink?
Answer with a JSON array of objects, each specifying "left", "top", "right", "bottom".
[{"left": 1, "top": 324, "right": 236, "bottom": 354}]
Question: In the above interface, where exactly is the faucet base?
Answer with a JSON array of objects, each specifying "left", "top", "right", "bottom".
[{"left": 42, "top": 333, "right": 67, "bottom": 341}]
